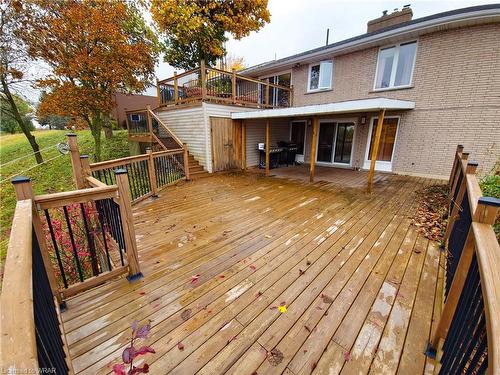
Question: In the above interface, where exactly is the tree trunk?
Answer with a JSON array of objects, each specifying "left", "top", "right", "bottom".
[
  {"left": 1, "top": 76, "right": 44, "bottom": 164},
  {"left": 88, "top": 112, "right": 103, "bottom": 162},
  {"left": 103, "top": 112, "right": 113, "bottom": 139}
]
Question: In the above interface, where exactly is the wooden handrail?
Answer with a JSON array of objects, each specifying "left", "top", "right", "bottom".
[
  {"left": 34, "top": 185, "right": 118, "bottom": 209},
  {"left": 473, "top": 221, "right": 500, "bottom": 374},
  {"left": 148, "top": 107, "right": 184, "bottom": 147},
  {"left": 0, "top": 199, "right": 37, "bottom": 371},
  {"left": 158, "top": 66, "right": 201, "bottom": 84},
  {"left": 90, "top": 153, "right": 149, "bottom": 171},
  {"left": 152, "top": 148, "right": 185, "bottom": 157}
]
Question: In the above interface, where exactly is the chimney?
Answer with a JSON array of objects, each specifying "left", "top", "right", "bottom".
[{"left": 367, "top": 5, "right": 413, "bottom": 33}]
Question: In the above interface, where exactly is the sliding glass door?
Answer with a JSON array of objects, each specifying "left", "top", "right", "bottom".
[{"left": 317, "top": 121, "right": 355, "bottom": 165}]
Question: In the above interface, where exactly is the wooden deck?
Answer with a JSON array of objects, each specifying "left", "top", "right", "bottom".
[{"left": 62, "top": 171, "right": 445, "bottom": 375}]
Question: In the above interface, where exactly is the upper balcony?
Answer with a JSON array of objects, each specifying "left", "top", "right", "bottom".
[{"left": 156, "top": 61, "right": 293, "bottom": 109}]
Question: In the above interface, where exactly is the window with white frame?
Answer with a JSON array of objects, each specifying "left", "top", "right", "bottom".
[
  {"left": 308, "top": 61, "right": 333, "bottom": 92},
  {"left": 374, "top": 41, "right": 417, "bottom": 90}
]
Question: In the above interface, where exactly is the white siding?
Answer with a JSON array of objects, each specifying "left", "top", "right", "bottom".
[
  {"left": 156, "top": 106, "right": 208, "bottom": 170},
  {"left": 245, "top": 119, "right": 291, "bottom": 167}
]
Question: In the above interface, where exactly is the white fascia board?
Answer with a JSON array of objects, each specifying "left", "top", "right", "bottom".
[
  {"left": 231, "top": 98, "right": 415, "bottom": 120},
  {"left": 242, "top": 8, "right": 500, "bottom": 76}
]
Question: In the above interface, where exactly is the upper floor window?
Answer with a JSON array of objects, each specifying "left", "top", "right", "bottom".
[
  {"left": 308, "top": 61, "right": 333, "bottom": 92},
  {"left": 374, "top": 41, "right": 417, "bottom": 90}
]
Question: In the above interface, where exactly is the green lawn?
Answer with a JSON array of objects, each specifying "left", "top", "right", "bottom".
[{"left": 0, "top": 130, "right": 130, "bottom": 268}]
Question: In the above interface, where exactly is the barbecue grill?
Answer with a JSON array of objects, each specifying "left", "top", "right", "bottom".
[
  {"left": 257, "top": 145, "right": 283, "bottom": 169},
  {"left": 277, "top": 141, "right": 299, "bottom": 166}
]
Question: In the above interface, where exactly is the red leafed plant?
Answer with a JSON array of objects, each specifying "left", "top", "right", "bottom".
[{"left": 113, "top": 320, "right": 155, "bottom": 375}]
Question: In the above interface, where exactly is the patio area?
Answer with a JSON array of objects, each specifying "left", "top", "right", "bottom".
[{"left": 61, "top": 171, "right": 445, "bottom": 374}]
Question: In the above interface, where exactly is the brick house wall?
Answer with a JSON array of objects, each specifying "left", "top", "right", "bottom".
[{"left": 263, "top": 23, "right": 500, "bottom": 178}]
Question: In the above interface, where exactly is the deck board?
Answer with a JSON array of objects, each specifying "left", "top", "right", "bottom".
[{"left": 61, "top": 171, "right": 445, "bottom": 375}]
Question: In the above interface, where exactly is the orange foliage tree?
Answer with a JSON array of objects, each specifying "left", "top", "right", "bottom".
[
  {"left": 19, "top": 0, "right": 159, "bottom": 161},
  {"left": 151, "top": 0, "right": 270, "bottom": 70}
]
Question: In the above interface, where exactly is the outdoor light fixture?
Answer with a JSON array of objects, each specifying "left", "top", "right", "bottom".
[{"left": 360, "top": 116, "right": 366, "bottom": 125}]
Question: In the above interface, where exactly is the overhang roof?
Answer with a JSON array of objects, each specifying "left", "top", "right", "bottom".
[
  {"left": 231, "top": 98, "right": 415, "bottom": 120},
  {"left": 240, "top": 4, "right": 500, "bottom": 77}
]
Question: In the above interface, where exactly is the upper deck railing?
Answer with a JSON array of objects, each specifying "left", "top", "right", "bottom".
[{"left": 156, "top": 60, "right": 293, "bottom": 109}]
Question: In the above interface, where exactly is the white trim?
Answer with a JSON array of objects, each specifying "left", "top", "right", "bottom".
[
  {"left": 289, "top": 120, "right": 307, "bottom": 162},
  {"left": 315, "top": 118, "right": 356, "bottom": 167},
  {"left": 307, "top": 61, "right": 333, "bottom": 92},
  {"left": 231, "top": 98, "right": 415, "bottom": 120},
  {"left": 363, "top": 115, "right": 401, "bottom": 172},
  {"left": 373, "top": 40, "right": 418, "bottom": 90},
  {"left": 241, "top": 7, "right": 500, "bottom": 76}
]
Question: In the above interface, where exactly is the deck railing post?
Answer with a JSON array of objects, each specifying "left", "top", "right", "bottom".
[
  {"left": 200, "top": 60, "right": 207, "bottom": 100},
  {"left": 80, "top": 154, "right": 91, "bottom": 180},
  {"left": 156, "top": 78, "right": 161, "bottom": 106},
  {"left": 146, "top": 104, "right": 153, "bottom": 136},
  {"left": 183, "top": 143, "right": 191, "bottom": 181},
  {"left": 173, "top": 71, "right": 179, "bottom": 104},
  {"left": 367, "top": 109, "right": 386, "bottom": 193},
  {"left": 114, "top": 169, "right": 142, "bottom": 280},
  {"left": 310, "top": 117, "right": 319, "bottom": 182},
  {"left": 146, "top": 148, "right": 158, "bottom": 197},
  {"left": 11, "top": 176, "right": 63, "bottom": 306},
  {"left": 67, "top": 133, "right": 85, "bottom": 189},
  {"left": 232, "top": 68, "right": 237, "bottom": 104},
  {"left": 241, "top": 120, "right": 246, "bottom": 170}
]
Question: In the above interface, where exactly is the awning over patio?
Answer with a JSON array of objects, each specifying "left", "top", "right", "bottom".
[
  {"left": 231, "top": 97, "right": 415, "bottom": 120},
  {"left": 232, "top": 98, "right": 415, "bottom": 192}
]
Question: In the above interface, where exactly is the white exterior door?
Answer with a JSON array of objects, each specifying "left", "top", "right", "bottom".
[{"left": 363, "top": 116, "right": 400, "bottom": 172}]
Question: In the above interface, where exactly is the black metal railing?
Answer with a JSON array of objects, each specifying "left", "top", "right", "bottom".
[
  {"left": 33, "top": 228, "right": 69, "bottom": 374},
  {"left": 154, "top": 151, "right": 186, "bottom": 188},
  {"left": 42, "top": 199, "right": 126, "bottom": 289},
  {"left": 439, "top": 252, "right": 487, "bottom": 374},
  {"left": 92, "top": 160, "right": 152, "bottom": 202},
  {"left": 445, "top": 190, "right": 472, "bottom": 297},
  {"left": 127, "top": 111, "right": 149, "bottom": 134}
]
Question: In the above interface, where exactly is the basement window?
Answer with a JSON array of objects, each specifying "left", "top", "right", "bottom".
[
  {"left": 307, "top": 61, "right": 333, "bottom": 92},
  {"left": 374, "top": 41, "right": 417, "bottom": 90}
]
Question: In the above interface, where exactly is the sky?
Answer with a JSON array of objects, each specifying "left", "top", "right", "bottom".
[{"left": 154, "top": 0, "right": 499, "bottom": 84}]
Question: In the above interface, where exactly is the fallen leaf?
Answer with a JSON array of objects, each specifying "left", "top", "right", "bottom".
[
  {"left": 191, "top": 274, "right": 201, "bottom": 284},
  {"left": 299, "top": 269, "right": 305, "bottom": 276},
  {"left": 344, "top": 351, "right": 351, "bottom": 362},
  {"left": 181, "top": 309, "right": 192, "bottom": 321},
  {"left": 218, "top": 275, "right": 225, "bottom": 279},
  {"left": 249, "top": 265, "right": 256, "bottom": 271},
  {"left": 265, "top": 234, "right": 272, "bottom": 239},
  {"left": 306, "top": 260, "right": 311, "bottom": 266},
  {"left": 139, "top": 291, "right": 146, "bottom": 296},
  {"left": 177, "top": 342, "right": 184, "bottom": 351},
  {"left": 321, "top": 294, "right": 334, "bottom": 304},
  {"left": 267, "top": 348, "right": 284, "bottom": 366},
  {"left": 278, "top": 305, "right": 287, "bottom": 313}
]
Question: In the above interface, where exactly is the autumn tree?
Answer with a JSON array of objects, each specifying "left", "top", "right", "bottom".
[
  {"left": 0, "top": 0, "right": 43, "bottom": 163},
  {"left": 151, "top": 0, "right": 270, "bottom": 70},
  {"left": 217, "top": 55, "right": 247, "bottom": 72},
  {"left": 1, "top": 94, "right": 35, "bottom": 134},
  {"left": 20, "top": 0, "right": 159, "bottom": 161}
]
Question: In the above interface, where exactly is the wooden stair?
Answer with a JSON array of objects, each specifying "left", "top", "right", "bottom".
[{"left": 187, "top": 152, "right": 209, "bottom": 179}]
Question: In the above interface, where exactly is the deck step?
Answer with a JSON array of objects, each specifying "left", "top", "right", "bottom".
[{"left": 190, "top": 170, "right": 210, "bottom": 179}]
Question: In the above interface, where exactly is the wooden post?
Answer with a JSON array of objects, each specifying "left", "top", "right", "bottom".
[
  {"left": 67, "top": 133, "right": 85, "bottom": 189},
  {"left": 173, "top": 71, "right": 179, "bottom": 104},
  {"left": 241, "top": 120, "right": 247, "bottom": 170},
  {"left": 114, "top": 169, "right": 142, "bottom": 280},
  {"left": 156, "top": 78, "right": 161, "bottom": 106},
  {"left": 11, "top": 176, "right": 63, "bottom": 306},
  {"left": 265, "top": 84, "right": 270, "bottom": 107},
  {"left": 80, "top": 154, "right": 91, "bottom": 188},
  {"left": 200, "top": 60, "right": 207, "bottom": 100},
  {"left": 289, "top": 85, "right": 294, "bottom": 107},
  {"left": 146, "top": 105, "right": 153, "bottom": 136},
  {"left": 232, "top": 68, "right": 237, "bottom": 104},
  {"left": 265, "top": 120, "right": 270, "bottom": 177},
  {"left": 146, "top": 148, "right": 158, "bottom": 197},
  {"left": 475, "top": 197, "right": 500, "bottom": 224},
  {"left": 448, "top": 144, "right": 464, "bottom": 187},
  {"left": 183, "top": 143, "right": 190, "bottom": 181},
  {"left": 310, "top": 117, "right": 319, "bottom": 183},
  {"left": 367, "top": 109, "right": 386, "bottom": 193}
]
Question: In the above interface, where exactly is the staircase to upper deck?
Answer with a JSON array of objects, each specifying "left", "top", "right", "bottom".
[{"left": 127, "top": 106, "right": 209, "bottom": 179}]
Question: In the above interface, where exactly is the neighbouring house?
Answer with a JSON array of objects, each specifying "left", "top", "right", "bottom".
[
  {"left": 112, "top": 92, "right": 157, "bottom": 129},
  {"left": 127, "top": 4, "right": 500, "bottom": 181}
]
